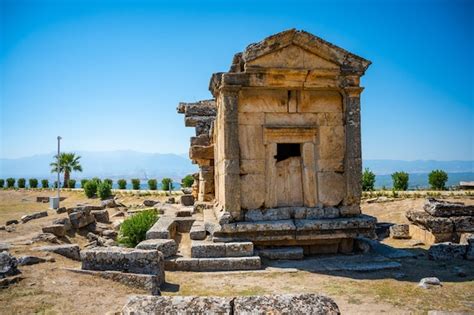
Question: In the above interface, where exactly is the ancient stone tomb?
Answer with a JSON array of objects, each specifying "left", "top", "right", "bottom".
[{"left": 179, "top": 29, "right": 376, "bottom": 254}]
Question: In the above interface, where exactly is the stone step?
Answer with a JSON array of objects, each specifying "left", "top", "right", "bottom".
[
  {"left": 146, "top": 217, "right": 177, "bottom": 240},
  {"left": 190, "top": 221, "right": 206, "bottom": 240},
  {"left": 165, "top": 256, "right": 261, "bottom": 271},
  {"left": 191, "top": 241, "right": 253, "bottom": 258},
  {"left": 257, "top": 247, "right": 304, "bottom": 260},
  {"left": 136, "top": 239, "right": 178, "bottom": 258}
]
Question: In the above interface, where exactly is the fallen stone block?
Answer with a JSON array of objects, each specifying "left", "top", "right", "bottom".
[
  {"left": 17, "top": 256, "right": 47, "bottom": 266},
  {"left": 42, "top": 224, "right": 66, "bottom": 237},
  {"left": 20, "top": 211, "right": 48, "bottom": 223},
  {"left": 0, "top": 243, "right": 11, "bottom": 251},
  {"left": 6, "top": 219, "right": 18, "bottom": 226},
  {"left": 459, "top": 233, "right": 474, "bottom": 245},
  {"left": 424, "top": 198, "right": 474, "bottom": 217},
  {"left": 451, "top": 216, "right": 474, "bottom": 233},
  {"left": 406, "top": 211, "right": 454, "bottom": 234},
  {"left": 36, "top": 196, "right": 49, "bottom": 203},
  {"left": 233, "top": 294, "right": 340, "bottom": 314},
  {"left": 52, "top": 217, "right": 72, "bottom": 231},
  {"left": 180, "top": 195, "right": 195, "bottom": 206},
  {"left": 0, "top": 252, "right": 20, "bottom": 279},
  {"left": 0, "top": 275, "right": 23, "bottom": 288},
  {"left": 91, "top": 210, "right": 110, "bottom": 223},
  {"left": 35, "top": 244, "right": 81, "bottom": 261},
  {"left": 121, "top": 295, "right": 233, "bottom": 314},
  {"left": 56, "top": 207, "right": 67, "bottom": 214},
  {"left": 101, "top": 199, "right": 118, "bottom": 208},
  {"left": 418, "top": 277, "right": 442, "bottom": 289},
  {"left": 67, "top": 268, "right": 161, "bottom": 295},
  {"left": 69, "top": 208, "right": 95, "bottom": 229},
  {"left": 390, "top": 224, "right": 411, "bottom": 239},
  {"left": 193, "top": 201, "right": 213, "bottom": 213},
  {"left": 258, "top": 247, "right": 304, "bottom": 260},
  {"left": 136, "top": 239, "right": 177, "bottom": 258},
  {"left": 31, "top": 233, "right": 60, "bottom": 244},
  {"left": 81, "top": 247, "right": 164, "bottom": 280},
  {"left": 102, "top": 229, "right": 117, "bottom": 239},
  {"left": 176, "top": 209, "right": 192, "bottom": 217},
  {"left": 428, "top": 242, "right": 467, "bottom": 261},
  {"left": 143, "top": 200, "right": 159, "bottom": 207}
]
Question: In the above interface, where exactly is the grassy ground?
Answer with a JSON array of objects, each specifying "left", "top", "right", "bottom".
[{"left": 1, "top": 189, "right": 473, "bottom": 314}]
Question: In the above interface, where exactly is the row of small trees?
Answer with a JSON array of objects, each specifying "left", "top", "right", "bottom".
[
  {"left": 0, "top": 175, "right": 195, "bottom": 191},
  {"left": 362, "top": 169, "right": 449, "bottom": 191}
]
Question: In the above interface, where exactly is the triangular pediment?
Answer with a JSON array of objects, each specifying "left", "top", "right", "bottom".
[
  {"left": 246, "top": 44, "right": 339, "bottom": 70},
  {"left": 242, "top": 29, "right": 371, "bottom": 74}
]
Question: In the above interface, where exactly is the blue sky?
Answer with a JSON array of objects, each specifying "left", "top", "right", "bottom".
[{"left": 0, "top": 0, "right": 472, "bottom": 160}]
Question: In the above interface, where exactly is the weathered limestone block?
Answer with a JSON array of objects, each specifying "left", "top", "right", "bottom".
[
  {"left": 42, "top": 224, "right": 66, "bottom": 237},
  {"left": 68, "top": 208, "right": 95, "bottom": 229},
  {"left": 390, "top": 224, "right": 411, "bottom": 239},
  {"left": 319, "top": 126, "right": 345, "bottom": 160},
  {"left": 191, "top": 241, "right": 226, "bottom": 258},
  {"left": 35, "top": 244, "right": 81, "bottom": 261},
  {"left": 0, "top": 252, "right": 20, "bottom": 279},
  {"left": 198, "top": 256, "right": 261, "bottom": 271},
  {"left": 225, "top": 242, "right": 254, "bottom": 257},
  {"left": 240, "top": 174, "right": 265, "bottom": 210},
  {"left": 122, "top": 296, "right": 233, "bottom": 315},
  {"left": 233, "top": 294, "right": 340, "bottom": 314},
  {"left": 406, "top": 211, "right": 453, "bottom": 234},
  {"left": 258, "top": 247, "right": 304, "bottom": 260},
  {"left": 295, "top": 215, "right": 376, "bottom": 232},
  {"left": 221, "top": 220, "right": 296, "bottom": 233},
  {"left": 190, "top": 134, "right": 211, "bottom": 146},
  {"left": 81, "top": 247, "right": 164, "bottom": 277},
  {"left": 245, "top": 208, "right": 292, "bottom": 221},
  {"left": 460, "top": 233, "right": 474, "bottom": 245},
  {"left": 238, "top": 89, "right": 287, "bottom": 113},
  {"left": 146, "top": 217, "right": 177, "bottom": 240},
  {"left": 176, "top": 209, "right": 192, "bottom": 217},
  {"left": 428, "top": 242, "right": 467, "bottom": 261},
  {"left": 451, "top": 216, "right": 474, "bottom": 233},
  {"left": 69, "top": 269, "right": 161, "bottom": 295},
  {"left": 238, "top": 112, "right": 264, "bottom": 125},
  {"left": 318, "top": 159, "right": 344, "bottom": 172},
  {"left": 101, "top": 199, "right": 119, "bottom": 208},
  {"left": 190, "top": 221, "right": 206, "bottom": 240},
  {"left": 143, "top": 199, "right": 159, "bottom": 207},
  {"left": 91, "top": 210, "right": 110, "bottom": 223},
  {"left": 190, "top": 145, "right": 214, "bottom": 160},
  {"left": 180, "top": 195, "right": 195, "bottom": 206},
  {"left": 6, "top": 219, "right": 18, "bottom": 226},
  {"left": 424, "top": 198, "right": 474, "bottom": 217},
  {"left": 135, "top": 239, "right": 177, "bottom": 258},
  {"left": 239, "top": 124, "right": 264, "bottom": 159},
  {"left": 317, "top": 172, "right": 345, "bottom": 206},
  {"left": 20, "top": 211, "right": 48, "bottom": 223},
  {"left": 240, "top": 159, "right": 265, "bottom": 174}
]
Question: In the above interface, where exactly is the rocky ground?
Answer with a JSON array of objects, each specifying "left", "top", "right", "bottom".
[{"left": 1, "top": 189, "right": 473, "bottom": 314}]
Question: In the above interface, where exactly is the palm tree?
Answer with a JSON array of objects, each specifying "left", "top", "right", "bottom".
[{"left": 50, "top": 152, "right": 83, "bottom": 188}]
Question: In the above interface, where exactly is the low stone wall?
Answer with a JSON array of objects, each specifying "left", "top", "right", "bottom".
[{"left": 121, "top": 294, "right": 340, "bottom": 314}]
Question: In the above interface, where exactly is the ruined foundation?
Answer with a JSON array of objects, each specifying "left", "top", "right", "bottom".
[{"left": 178, "top": 29, "right": 376, "bottom": 256}]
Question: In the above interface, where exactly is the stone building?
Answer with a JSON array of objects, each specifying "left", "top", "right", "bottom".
[{"left": 179, "top": 29, "right": 376, "bottom": 254}]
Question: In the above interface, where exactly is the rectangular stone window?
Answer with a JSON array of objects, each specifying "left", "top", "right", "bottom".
[{"left": 275, "top": 143, "right": 301, "bottom": 162}]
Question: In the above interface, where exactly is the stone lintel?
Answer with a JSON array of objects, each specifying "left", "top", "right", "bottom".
[{"left": 189, "top": 145, "right": 214, "bottom": 160}]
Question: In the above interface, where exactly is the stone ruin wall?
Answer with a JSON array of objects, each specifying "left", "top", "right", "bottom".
[{"left": 177, "top": 100, "right": 216, "bottom": 202}]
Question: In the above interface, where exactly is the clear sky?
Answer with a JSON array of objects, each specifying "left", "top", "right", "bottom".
[{"left": 0, "top": 0, "right": 472, "bottom": 160}]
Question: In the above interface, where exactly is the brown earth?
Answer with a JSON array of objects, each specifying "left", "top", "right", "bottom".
[{"left": 1, "top": 189, "right": 473, "bottom": 314}]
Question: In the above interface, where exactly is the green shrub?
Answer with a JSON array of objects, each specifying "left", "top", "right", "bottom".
[
  {"left": 0, "top": 179, "right": 4, "bottom": 188},
  {"left": 81, "top": 179, "right": 89, "bottom": 188},
  {"left": 29, "top": 178, "right": 38, "bottom": 188},
  {"left": 361, "top": 168, "right": 376, "bottom": 191},
  {"left": 41, "top": 179, "right": 49, "bottom": 188},
  {"left": 104, "top": 178, "right": 113, "bottom": 187},
  {"left": 118, "top": 209, "right": 158, "bottom": 247},
  {"left": 117, "top": 179, "right": 127, "bottom": 189},
  {"left": 84, "top": 180, "right": 98, "bottom": 198},
  {"left": 97, "top": 182, "right": 112, "bottom": 200},
  {"left": 131, "top": 178, "right": 140, "bottom": 190},
  {"left": 161, "top": 178, "right": 173, "bottom": 191},
  {"left": 391, "top": 171, "right": 409, "bottom": 191},
  {"left": 18, "top": 178, "right": 26, "bottom": 188},
  {"left": 6, "top": 178, "right": 15, "bottom": 188},
  {"left": 68, "top": 179, "right": 76, "bottom": 188},
  {"left": 91, "top": 177, "right": 102, "bottom": 184},
  {"left": 148, "top": 179, "right": 157, "bottom": 190},
  {"left": 181, "top": 174, "right": 194, "bottom": 188},
  {"left": 428, "top": 169, "right": 448, "bottom": 190}
]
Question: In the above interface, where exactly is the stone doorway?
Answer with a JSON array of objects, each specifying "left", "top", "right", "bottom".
[{"left": 275, "top": 143, "right": 304, "bottom": 207}]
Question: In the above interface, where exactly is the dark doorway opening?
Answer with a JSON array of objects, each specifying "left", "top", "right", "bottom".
[{"left": 275, "top": 143, "right": 301, "bottom": 162}]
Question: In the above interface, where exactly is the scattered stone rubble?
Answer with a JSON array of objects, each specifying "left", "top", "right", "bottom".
[
  {"left": 20, "top": 211, "right": 48, "bottom": 223},
  {"left": 121, "top": 294, "right": 340, "bottom": 314}
]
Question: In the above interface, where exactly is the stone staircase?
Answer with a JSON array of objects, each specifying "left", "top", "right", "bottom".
[{"left": 141, "top": 203, "right": 261, "bottom": 272}]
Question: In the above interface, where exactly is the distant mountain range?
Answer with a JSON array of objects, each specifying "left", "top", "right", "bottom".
[
  {"left": 0, "top": 150, "right": 198, "bottom": 181},
  {"left": 0, "top": 151, "right": 472, "bottom": 186}
]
